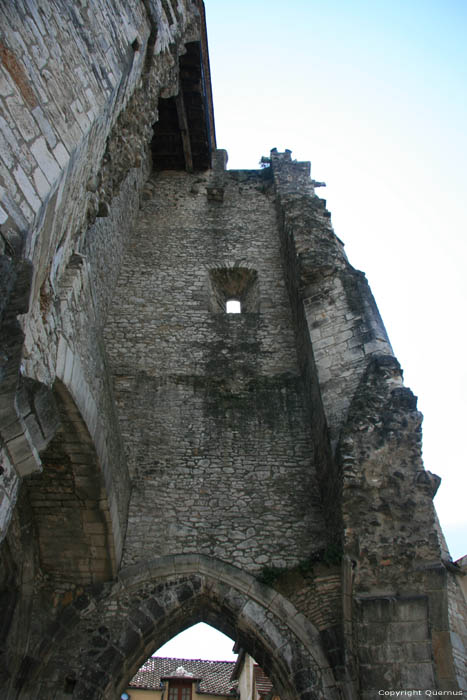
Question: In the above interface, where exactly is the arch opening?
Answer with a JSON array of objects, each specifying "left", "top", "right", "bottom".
[
  {"left": 124, "top": 623, "right": 284, "bottom": 700},
  {"left": 115, "top": 597, "right": 298, "bottom": 700},
  {"left": 124, "top": 623, "right": 238, "bottom": 700},
  {"left": 24, "top": 380, "right": 116, "bottom": 584},
  {"left": 22, "top": 557, "right": 337, "bottom": 700}
]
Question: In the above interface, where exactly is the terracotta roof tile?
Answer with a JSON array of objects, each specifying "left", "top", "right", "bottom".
[
  {"left": 129, "top": 657, "right": 238, "bottom": 695},
  {"left": 254, "top": 665, "right": 273, "bottom": 698}
]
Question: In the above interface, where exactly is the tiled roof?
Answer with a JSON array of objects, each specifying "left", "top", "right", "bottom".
[
  {"left": 129, "top": 657, "right": 238, "bottom": 696},
  {"left": 254, "top": 665, "right": 273, "bottom": 698}
]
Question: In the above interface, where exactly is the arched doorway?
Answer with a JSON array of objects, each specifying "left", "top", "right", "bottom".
[
  {"left": 25, "top": 380, "right": 117, "bottom": 584},
  {"left": 19, "top": 556, "right": 339, "bottom": 699}
]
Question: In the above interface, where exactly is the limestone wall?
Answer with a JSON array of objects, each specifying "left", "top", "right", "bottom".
[
  {"left": 446, "top": 571, "right": 467, "bottom": 691},
  {"left": 0, "top": 3, "right": 212, "bottom": 695},
  {"left": 104, "top": 167, "right": 327, "bottom": 572},
  {"left": 0, "top": 2, "right": 464, "bottom": 694},
  {"left": 0, "top": 0, "right": 203, "bottom": 556},
  {"left": 270, "top": 149, "right": 393, "bottom": 451},
  {"left": 1, "top": 0, "right": 148, "bottom": 281}
]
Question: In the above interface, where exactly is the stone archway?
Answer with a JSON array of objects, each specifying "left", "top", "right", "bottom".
[
  {"left": 25, "top": 380, "right": 117, "bottom": 584},
  {"left": 20, "top": 555, "right": 340, "bottom": 700}
]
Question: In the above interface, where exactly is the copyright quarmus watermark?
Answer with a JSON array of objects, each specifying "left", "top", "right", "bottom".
[{"left": 378, "top": 692, "right": 464, "bottom": 697}]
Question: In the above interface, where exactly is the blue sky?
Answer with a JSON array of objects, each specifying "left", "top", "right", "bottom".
[
  {"left": 204, "top": 0, "right": 467, "bottom": 561},
  {"left": 152, "top": 0, "right": 466, "bottom": 663}
]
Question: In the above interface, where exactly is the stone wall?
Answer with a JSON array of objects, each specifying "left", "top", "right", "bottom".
[
  {"left": 104, "top": 167, "right": 328, "bottom": 572},
  {"left": 0, "top": 0, "right": 203, "bottom": 552},
  {"left": 270, "top": 149, "right": 393, "bottom": 451},
  {"left": 0, "top": 2, "right": 465, "bottom": 696},
  {"left": 445, "top": 571, "right": 467, "bottom": 691},
  {"left": 0, "top": 2, "right": 215, "bottom": 696}
]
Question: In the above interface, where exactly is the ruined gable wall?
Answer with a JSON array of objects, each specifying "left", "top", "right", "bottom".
[
  {"left": 0, "top": 2, "right": 464, "bottom": 694},
  {"left": 104, "top": 167, "right": 328, "bottom": 573}
]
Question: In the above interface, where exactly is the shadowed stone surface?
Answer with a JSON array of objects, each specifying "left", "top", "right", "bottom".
[{"left": 0, "top": 2, "right": 465, "bottom": 699}]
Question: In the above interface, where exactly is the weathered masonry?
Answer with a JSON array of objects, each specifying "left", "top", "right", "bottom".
[{"left": 0, "top": 2, "right": 466, "bottom": 698}]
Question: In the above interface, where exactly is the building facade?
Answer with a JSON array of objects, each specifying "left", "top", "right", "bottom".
[
  {"left": 0, "top": 1, "right": 466, "bottom": 698},
  {"left": 124, "top": 657, "right": 236, "bottom": 700},
  {"left": 122, "top": 653, "right": 276, "bottom": 700}
]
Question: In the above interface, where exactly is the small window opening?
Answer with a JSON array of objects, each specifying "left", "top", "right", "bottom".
[
  {"left": 226, "top": 299, "right": 241, "bottom": 314},
  {"left": 208, "top": 267, "right": 259, "bottom": 313}
]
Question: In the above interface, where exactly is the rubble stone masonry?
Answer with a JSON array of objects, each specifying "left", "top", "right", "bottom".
[
  {"left": 104, "top": 167, "right": 327, "bottom": 572},
  {"left": 0, "top": 2, "right": 465, "bottom": 699}
]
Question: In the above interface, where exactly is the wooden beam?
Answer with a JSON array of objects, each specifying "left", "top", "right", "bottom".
[{"left": 175, "top": 91, "right": 194, "bottom": 173}]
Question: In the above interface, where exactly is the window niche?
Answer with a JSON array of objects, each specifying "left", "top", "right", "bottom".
[{"left": 208, "top": 267, "right": 259, "bottom": 313}]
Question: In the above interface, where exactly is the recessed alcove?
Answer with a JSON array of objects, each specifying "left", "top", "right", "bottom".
[{"left": 208, "top": 268, "right": 259, "bottom": 313}]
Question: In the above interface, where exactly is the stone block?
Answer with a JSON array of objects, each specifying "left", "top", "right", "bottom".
[
  {"left": 393, "top": 597, "right": 427, "bottom": 622},
  {"left": 30, "top": 136, "right": 61, "bottom": 185},
  {"left": 6, "top": 431, "right": 31, "bottom": 463},
  {"left": 145, "top": 597, "right": 165, "bottom": 622},
  {"left": 0, "top": 67, "right": 13, "bottom": 98},
  {"left": 55, "top": 335, "right": 69, "bottom": 380},
  {"left": 1, "top": 417, "right": 24, "bottom": 442},
  {"left": 32, "top": 166, "right": 50, "bottom": 199},
  {"left": 14, "top": 451, "right": 42, "bottom": 477},
  {"left": 432, "top": 630, "right": 456, "bottom": 679},
  {"left": 360, "top": 598, "right": 394, "bottom": 623},
  {"left": 0, "top": 481, "right": 16, "bottom": 535},
  {"left": 63, "top": 345, "right": 75, "bottom": 386},
  {"left": 358, "top": 641, "right": 403, "bottom": 664},
  {"left": 82, "top": 518, "right": 106, "bottom": 534},
  {"left": 34, "top": 384, "right": 60, "bottom": 444},
  {"left": 358, "top": 623, "right": 390, "bottom": 646},
  {"left": 6, "top": 94, "right": 39, "bottom": 141},
  {"left": 389, "top": 620, "right": 428, "bottom": 643},
  {"left": 31, "top": 105, "right": 57, "bottom": 149},
  {"left": 404, "top": 641, "right": 432, "bottom": 663},
  {"left": 360, "top": 663, "right": 400, "bottom": 690},
  {"left": 130, "top": 608, "right": 153, "bottom": 640},
  {"left": 13, "top": 163, "right": 41, "bottom": 211},
  {"left": 118, "top": 626, "right": 141, "bottom": 657},
  {"left": 23, "top": 413, "right": 44, "bottom": 450},
  {"left": 400, "top": 662, "right": 435, "bottom": 688},
  {"left": 0, "top": 203, "right": 8, "bottom": 224},
  {"left": 53, "top": 142, "right": 69, "bottom": 168}
]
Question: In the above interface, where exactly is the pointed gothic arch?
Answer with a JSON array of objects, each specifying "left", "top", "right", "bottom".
[
  {"left": 19, "top": 555, "right": 339, "bottom": 700},
  {"left": 25, "top": 380, "right": 117, "bottom": 584}
]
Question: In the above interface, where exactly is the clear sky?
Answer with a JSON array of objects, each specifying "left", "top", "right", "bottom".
[
  {"left": 155, "top": 623, "right": 237, "bottom": 661},
  {"left": 152, "top": 0, "right": 466, "bottom": 665},
  {"left": 203, "top": 0, "right": 467, "bottom": 561}
]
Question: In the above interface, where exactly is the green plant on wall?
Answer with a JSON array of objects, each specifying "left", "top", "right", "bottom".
[{"left": 257, "top": 543, "right": 342, "bottom": 586}]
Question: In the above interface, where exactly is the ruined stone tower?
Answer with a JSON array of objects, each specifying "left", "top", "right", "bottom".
[{"left": 0, "top": 2, "right": 466, "bottom": 698}]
